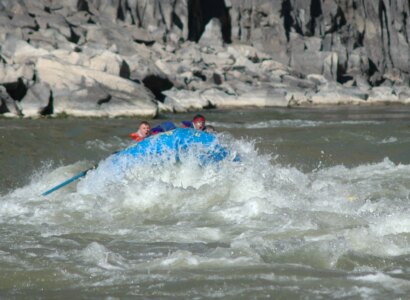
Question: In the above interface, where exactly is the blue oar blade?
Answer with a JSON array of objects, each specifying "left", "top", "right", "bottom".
[{"left": 41, "top": 169, "right": 90, "bottom": 196}]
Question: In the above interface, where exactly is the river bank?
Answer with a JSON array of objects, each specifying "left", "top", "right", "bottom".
[
  {"left": 1, "top": 1, "right": 409, "bottom": 118},
  {"left": 1, "top": 106, "right": 410, "bottom": 298}
]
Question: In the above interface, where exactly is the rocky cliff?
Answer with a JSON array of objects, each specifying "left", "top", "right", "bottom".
[{"left": 0, "top": 0, "right": 409, "bottom": 117}]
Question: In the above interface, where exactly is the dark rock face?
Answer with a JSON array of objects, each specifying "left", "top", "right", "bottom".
[
  {"left": 188, "top": 0, "right": 231, "bottom": 43},
  {"left": 229, "top": 0, "right": 409, "bottom": 86},
  {"left": 0, "top": 0, "right": 409, "bottom": 117}
]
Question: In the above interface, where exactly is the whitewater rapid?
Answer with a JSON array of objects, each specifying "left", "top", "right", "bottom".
[{"left": 1, "top": 111, "right": 410, "bottom": 298}]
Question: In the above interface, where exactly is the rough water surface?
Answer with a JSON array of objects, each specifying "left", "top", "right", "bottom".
[{"left": 1, "top": 107, "right": 410, "bottom": 299}]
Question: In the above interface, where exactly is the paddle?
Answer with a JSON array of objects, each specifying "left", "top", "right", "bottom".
[
  {"left": 41, "top": 148, "right": 124, "bottom": 196},
  {"left": 41, "top": 166, "right": 95, "bottom": 196}
]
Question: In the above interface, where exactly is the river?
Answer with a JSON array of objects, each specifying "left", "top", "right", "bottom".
[{"left": 1, "top": 106, "right": 410, "bottom": 299}]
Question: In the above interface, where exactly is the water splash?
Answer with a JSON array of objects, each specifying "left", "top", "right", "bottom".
[{"left": 1, "top": 135, "right": 410, "bottom": 281}]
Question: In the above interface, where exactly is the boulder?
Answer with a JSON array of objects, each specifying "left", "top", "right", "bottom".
[
  {"left": 1, "top": 0, "right": 410, "bottom": 117},
  {"left": 26, "top": 28, "right": 76, "bottom": 51},
  {"left": 311, "top": 83, "right": 368, "bottom": 105},
  {"left": 281, "top": 75, "right": 317, "bottom": 90},
  {"left": 19, "top": 82, "right": 51, "bottom": 117},
  {"left": 367, "top": 86, "right": 400, "bottom": 104},
  {"left": 198, "top": 18, "right": 224, "bottom": 48},
  {"left": 0, "top": 85, "right": 21, "bottom": 116},
  {"left": 394, "top": 86, "right": 410, "bottom": 102},
  {"left": 323, "top": 52, "right": 338, "bottom": 82},
  {"left": 35, "top": 57, "right": 157, "bottom": 117},
  {"left": 0, "top": 63, "right": 34, "bottom": 85},
  {"left": 200, "top": 86, "right": 289, "bottom": 108},
  {"left": 0, "top": 36, "right": 49, "bottom": 64},
  {"left": 162, "top": 88, "right": 209, "bottom": 112}
]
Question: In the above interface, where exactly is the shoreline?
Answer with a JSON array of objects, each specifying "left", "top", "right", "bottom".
[
  {"left": 1, "top": 103, "right": 410, "bottom": 120},
  {"left": 1, "top": 1, "right": 409, "bottom": 119}
]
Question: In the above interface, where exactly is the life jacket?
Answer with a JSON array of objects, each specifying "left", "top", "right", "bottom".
[{"left": 129, "top": 132, "right": 144, "bottom": 142}]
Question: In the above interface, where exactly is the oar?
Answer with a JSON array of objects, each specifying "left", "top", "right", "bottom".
[
  {"left": 41, "top": 150, "right": 120, "bottom": 196},
  {"left": 41, "top": 166, "right": 95, "bottom": 196}
]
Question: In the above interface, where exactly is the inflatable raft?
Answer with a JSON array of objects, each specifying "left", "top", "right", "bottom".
[
  {"left": 107, "top": 128, "right": 230, "bottom": 169},
  {"left": 41, "top": 128, "right": 233, "bottom": 196}
]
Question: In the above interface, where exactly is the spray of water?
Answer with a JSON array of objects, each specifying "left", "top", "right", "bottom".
[{"left": 1, "top": 133, "right": 410, "bottom": 291}]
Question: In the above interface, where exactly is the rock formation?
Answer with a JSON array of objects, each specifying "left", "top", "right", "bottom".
[{"left": 0, "top": 0, "right": 409, "bottom": 117}]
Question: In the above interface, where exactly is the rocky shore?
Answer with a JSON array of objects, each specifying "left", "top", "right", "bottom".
[{"left": 0, "top": 0, "right": 409, "bottom": 118}]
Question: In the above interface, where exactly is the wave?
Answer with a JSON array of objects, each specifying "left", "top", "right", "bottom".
[
  {"left": 210, "top": 119, "right": 384, "bottom": 129},
  {"left": 1, "top": 135, "right": 410, "bottom": 273}
]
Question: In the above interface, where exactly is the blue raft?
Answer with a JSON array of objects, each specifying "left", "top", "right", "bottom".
[
  {"left": 41, "top": 128, "right": 233, "bottom": 196},
  {"left": 107, "top": 128, "right": 231, "bottom": 169}
]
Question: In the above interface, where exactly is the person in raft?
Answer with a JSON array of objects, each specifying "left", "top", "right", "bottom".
[
  {"left": 129, "top": 121, "right": 151, "bottom": 142},
  {"left": 181, "top": 114, "right": 207, "bottom": 131},
  {"left": 150, "top": 121, "right": 177, "bottom": 135}
]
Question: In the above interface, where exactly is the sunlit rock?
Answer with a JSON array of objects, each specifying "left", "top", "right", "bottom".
[
  {"left": 367, "top": 87, "right": 400, "bottom": 104},
  {"left": 311, "top": 82, "right": 368, "bottom": 105},
  {"left": 35, "top": 57, "right": 157, "bottom": 117}
]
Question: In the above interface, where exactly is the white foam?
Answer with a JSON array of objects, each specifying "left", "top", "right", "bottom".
[
  {"left": 350, "top": 271, "right": 410, "bottom": 293},
  {"left": 79, "top": 242, "right": 128, "bottom": 270},
  {"left": 379, "top": 136, "right": 398, "bottom": 144},
  {"left": 1, "top": 136, "right": 410, "bottom": 272},
  {"left": 211, "top": 119, "right": 384, "bottom": 129}
]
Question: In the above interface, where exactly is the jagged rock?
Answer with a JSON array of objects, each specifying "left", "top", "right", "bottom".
[
  {"left": 196, "top": 85, "right": 289, "bottom": 108},
  {"left": 175, "top": 43, "right": 203, "bottom": 63},
  {"left": 287, "top": 88, "right": 315, "bottom": 107},
  {"left": 25, "top": 27, "right": 76, "bottom": 51},
  {"left": 154, "top": 59, "right": 184, "bottom": 82},
  {"left": 0, "top": 36, "right": 49, "bottom": 64},
  {"left": 19, "top": 82, "right": 51, "bottom": 117},
  {"left": 323, "top": 52, "right": 338, "bottom": 82},
  {"left": 367, "top": 86, "right": 400, "bottom": 103},
  {"left": 291, "top": 47, "right": 338, "bottom": 79},
  {"left": 395, "top": 86, "right": 410, "bottom": 102},
  {"left": 81, "top": 23, "right": 139, "bottom": 55},
  {"left": 198, "top": 18, "right": 224, "bottom": 47},
  {"left": 35, "top": 13, "right": 70, "bottom": 37},
  {"left": 227, "top": 44, "right": 270, "bottom": 62},
  {"left": 0, "top": 0, "right": 410, "bottom": 117},
  {"left": 88, "top": 50, "right": 127, "bottom": 77},
  {"left": 199, "top": 88, "right": 236, "bottom": 107},
  {"left": 10, "top": 13, "right": 37, "bottom": 30},
  {"left": 383, "top": 69, "right": 406, "bottom": 85},
  {"left": 201, "top": 52, "right": 233, "bottom": 67},
  {"left": 65, "top": 10, "right": 92, "bottom": 27},
  {"left": 0, "top": 62, "right": 34, "bottom": 85},
  {"left": 346, "top": 47, "right": 371, "bottom": 88},
  {"left": 0, "top": 85, "right": 21, "bottom": 116},
  {"left": 226, "top": 47, "right": 261, "bottom": 74},
  {"left": 260, "top": 60, "right": 291, "bottom": 76},
  {"left": 125, "top": 25, "right": 156, "bottom": 45},
  {"left": 236, "top": 88, "right": 288, "bottom": 107},
  {"left": 125, "top": 54, "right": 165, "bottom": 83},
  {"left": 35, "top": 57, "right": 157, "bottom": 117},
  {"left": 281, "top": 75, "right": 317, "bottom": 90},
  {"left": 306, "top": 74, "right": 328, "bottom": 86},
  {"left": 162, "top": 88, "right": 209, "bottom": 112},
  {"left": 311, "top": 82, "right": 368, "bottom": 105}
]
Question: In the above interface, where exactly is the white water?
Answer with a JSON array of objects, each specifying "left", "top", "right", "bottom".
[
  {"left": 1, "top": 110, "right": 410, "bottom": 298},
  {"left": 2, "top": 139, "right": 410, "bottom": 285}
]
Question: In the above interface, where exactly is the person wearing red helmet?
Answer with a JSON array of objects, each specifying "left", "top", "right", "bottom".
[{"left": 181, "top": 114, "right": 208, "bottom": 131}]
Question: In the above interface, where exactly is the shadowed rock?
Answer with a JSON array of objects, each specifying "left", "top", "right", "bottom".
[{"left": 0, "top": 0, "right": 409, "bottom": 117}]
